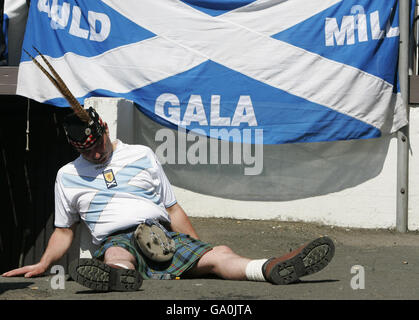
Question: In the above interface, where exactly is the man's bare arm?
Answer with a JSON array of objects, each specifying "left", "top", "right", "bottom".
[
  {"left": 166, "top": 203, "right": 199, "bottom": 239},
  {"left": 2, "top": 224, "right": 77, "bottom": 278}
]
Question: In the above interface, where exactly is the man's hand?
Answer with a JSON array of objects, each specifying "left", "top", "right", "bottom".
[
  {"left": 2, "top": 261, "right": 49, "bottom": 278},
  {"left": 2, "top": 225, "right": 76, "bottom": 278}
]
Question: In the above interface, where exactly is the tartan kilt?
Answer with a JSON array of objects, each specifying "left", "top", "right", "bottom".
[{"left": 93, "top": 231, "right": 213, "bottom": 280}]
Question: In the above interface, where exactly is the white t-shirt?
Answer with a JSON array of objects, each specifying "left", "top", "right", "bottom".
[{"left": 54, "top": 140, "right": 177, "bottom": 244}]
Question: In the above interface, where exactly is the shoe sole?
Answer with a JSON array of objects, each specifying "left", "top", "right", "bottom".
[
  {"left": 69, "top": 258, "right": 143, "bottom": 292},
  {"left": 269, "top": 236, "right": 335, "bottom": 285}
]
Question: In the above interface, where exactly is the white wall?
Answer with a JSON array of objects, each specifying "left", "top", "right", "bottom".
[{"left": 87, "top": 97, "right": 419, "bottom": 231}]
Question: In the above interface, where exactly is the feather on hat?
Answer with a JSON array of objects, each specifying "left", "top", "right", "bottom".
[{"left": 24, "top": 47, "right": 105, "bottom": 150}]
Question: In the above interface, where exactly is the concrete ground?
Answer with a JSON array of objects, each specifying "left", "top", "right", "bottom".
[{"left": 1, "top": 217, "right": 419, "bottom": 305}]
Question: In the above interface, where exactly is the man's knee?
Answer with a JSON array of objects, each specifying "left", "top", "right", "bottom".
[
  {"left": 187, "top": 245, "right": 235, "bottom": 276},
  {"left": 195, "top": 245, "right": 235, "bottom": 267},
  {"left": 205, "top": 246, "right": 236, "bottom": 265},
  {"left": 212, "top": 245, "right": 234, "bottom": 256},
  {"left": 104, "top": 246, "right": 136, "bottom": 265}
]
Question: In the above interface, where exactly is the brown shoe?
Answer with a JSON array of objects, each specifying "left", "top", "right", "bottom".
[{"left": 262, "top": 236, "right": 335, "bottom": 285}]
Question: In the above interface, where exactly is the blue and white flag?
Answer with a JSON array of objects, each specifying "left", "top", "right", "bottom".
[{"left": 17, "top": 0, "right": 412, "bottom": 144}]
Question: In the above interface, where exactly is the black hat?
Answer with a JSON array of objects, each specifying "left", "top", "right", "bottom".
[{"left": 63, "top": 107, "right": 106, "bottom": 150}]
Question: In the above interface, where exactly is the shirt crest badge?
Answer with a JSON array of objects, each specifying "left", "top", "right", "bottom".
[{"left": 103, "top": 169, "right": 117, "bottom": 189}]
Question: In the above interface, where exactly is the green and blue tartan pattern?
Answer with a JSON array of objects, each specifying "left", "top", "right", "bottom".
[{"left": 94, "top": 231, "right": 213, "bottom": 280}]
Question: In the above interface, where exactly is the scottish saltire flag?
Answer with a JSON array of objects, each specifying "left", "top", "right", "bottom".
[{"left": 17, "top": 0, "right": 412, "bottom": 144}]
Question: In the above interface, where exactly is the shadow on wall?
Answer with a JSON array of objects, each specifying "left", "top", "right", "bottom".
[
  {"left": 0, "top": 96, "right": 81, "bottom": 273},
  {"left": 132, "top": 106, "right": 392, "bottom": 201}
]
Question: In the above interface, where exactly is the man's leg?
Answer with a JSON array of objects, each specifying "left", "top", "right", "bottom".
[
  {"left": 186, "top": 236, "right": 335, "bottom": 284},
  {"left": 103, "top": 246, "right": 137, "bottom": 270},
  {"left": 185, "top": 245, "right": 252, "bottom": 280}
]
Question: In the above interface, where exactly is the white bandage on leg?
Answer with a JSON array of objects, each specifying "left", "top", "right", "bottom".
[{"left": 245, "top": 259, "right": 268, "bottom": 282}]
